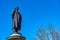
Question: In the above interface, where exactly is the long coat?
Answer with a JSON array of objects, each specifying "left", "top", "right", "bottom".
[{"left": 12, "top": 9, "right": 22, "bottom": 31}]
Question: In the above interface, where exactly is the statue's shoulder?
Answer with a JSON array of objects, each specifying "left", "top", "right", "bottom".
[{"left": 18, "top": 12, "right": 21, "bottom": 16}]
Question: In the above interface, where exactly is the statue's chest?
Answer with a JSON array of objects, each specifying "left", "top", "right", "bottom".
[{"left": 14, "top": 13, "right": 18, "bottom": 18}]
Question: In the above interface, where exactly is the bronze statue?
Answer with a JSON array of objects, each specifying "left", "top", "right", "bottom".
[{"left": 12, "top": 7, "right": 22, "bottom": 33}]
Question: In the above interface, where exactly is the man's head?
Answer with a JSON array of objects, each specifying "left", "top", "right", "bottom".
[{"left": 15, "top": 6, "right": 19, "bottom": 11}]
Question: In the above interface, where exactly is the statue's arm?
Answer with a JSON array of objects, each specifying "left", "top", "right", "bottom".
[
  {"left": 19, "top": 12, "right": 22, "bottom": 24},
  {"left": 12, "top": 10, "right": 15, "bottom": 19}
]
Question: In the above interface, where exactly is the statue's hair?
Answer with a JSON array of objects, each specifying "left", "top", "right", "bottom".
[{"left": 15, "top": 6, "right": 19, "bottom": 10}]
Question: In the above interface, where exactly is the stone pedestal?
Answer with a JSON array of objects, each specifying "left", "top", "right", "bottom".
[{"left": 7, "top": 33, "right": 25, "bottom": 40}]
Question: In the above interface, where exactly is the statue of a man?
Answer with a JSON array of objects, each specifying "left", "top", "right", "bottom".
[{"left": 12, "top": 7, "right": 22, "bottom": 33}]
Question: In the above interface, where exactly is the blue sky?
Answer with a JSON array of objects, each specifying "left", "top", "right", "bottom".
[{"left": 0, "top": 0, "right": 60, "bottom": 40}]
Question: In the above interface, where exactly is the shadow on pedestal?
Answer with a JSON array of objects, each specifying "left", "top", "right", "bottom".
[{"left": 7, "top": 33, "right": 25, "bottom": 40}]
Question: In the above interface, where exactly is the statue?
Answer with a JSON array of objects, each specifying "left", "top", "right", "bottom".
[{"left": 12, "top": 7, "right": 22, "bottom": 33}]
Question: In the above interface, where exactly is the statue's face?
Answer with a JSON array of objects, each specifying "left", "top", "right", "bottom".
[{"left": 15, "top": 7, "right": 19, "bottom": 10}]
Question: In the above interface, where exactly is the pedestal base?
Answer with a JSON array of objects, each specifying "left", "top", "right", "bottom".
[{"left": 7, "top": 33, "right": 25, "bottom": 40}]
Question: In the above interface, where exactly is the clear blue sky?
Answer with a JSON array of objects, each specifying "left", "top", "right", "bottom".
[{"left": 0, "top": 0, "right": 60, "bottom": 40}]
